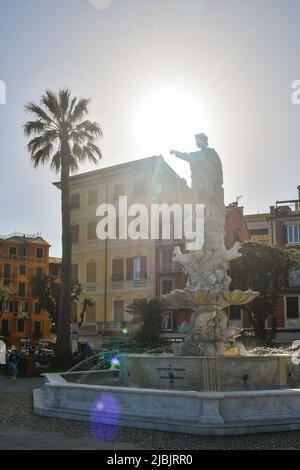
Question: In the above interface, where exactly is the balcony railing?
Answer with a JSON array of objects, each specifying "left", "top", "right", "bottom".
[
  {"left": 72, "top": 321, "right": 128, "bottom": 335},
  {"left": 112, "top": 271, "right": 148, "bottom": 282},
  {"left": 112, "top": 272, "right": 124, "bottom": 282},
  {"left": 159, "top": 263, "right": 182, "bottom": 274}
]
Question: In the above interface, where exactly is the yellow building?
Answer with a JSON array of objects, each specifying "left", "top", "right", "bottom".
[{"left": 61, "top": 156, "right": 190, "bottom": 347}]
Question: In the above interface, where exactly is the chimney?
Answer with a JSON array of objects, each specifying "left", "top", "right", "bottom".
[
  {"left": 298, "top": 185, "right": 300, "bottom": 201},
  {"left": 270, "top": 205, "right": 275, "bottom": 216}
]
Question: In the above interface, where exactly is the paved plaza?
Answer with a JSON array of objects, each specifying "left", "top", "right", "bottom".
[{"left": 0, "top": 376, "right": 300, "bottom": 450}]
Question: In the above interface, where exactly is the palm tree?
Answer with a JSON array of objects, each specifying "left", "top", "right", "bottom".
[
  {"left": 126, "top": 298, "right": 170, "bottom": 345},
  {"left": 24, "top": 89, "right": 103, "bottom": 369}
]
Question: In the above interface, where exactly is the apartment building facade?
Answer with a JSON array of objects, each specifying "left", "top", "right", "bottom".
[
  {"left": 61, "top": 156, "right": 191, "bottom": 348},
  {"left": 0, "top": 233, "right": 55, "bottom": 346},
  {"left": 234, "top": 186, "right": 300, "bottom": 337}
]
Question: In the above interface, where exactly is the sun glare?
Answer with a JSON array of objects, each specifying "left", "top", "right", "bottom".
[{"left": 134, "top": 88, "right": 205, "bottom": 155}]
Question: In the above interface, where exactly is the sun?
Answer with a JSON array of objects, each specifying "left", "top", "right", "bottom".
[{"left": 134, "top": 88, "right": 205, "bottom": 155}]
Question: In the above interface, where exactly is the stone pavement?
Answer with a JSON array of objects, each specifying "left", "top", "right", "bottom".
[
  {"left": 0, "top": 425, "right": 143, "bottom": 450},
  {"left": 0, "top": 376, "right": 144, "bottom": 450},
  {"left": 1, "top": 376, "right": 300, "bottom": 450}
]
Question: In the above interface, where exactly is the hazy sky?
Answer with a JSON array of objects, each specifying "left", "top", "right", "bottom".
[{"left": 1, "top": 0, "right": 300, "bottom": 256}]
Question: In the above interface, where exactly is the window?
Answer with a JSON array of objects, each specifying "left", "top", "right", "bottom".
[
  {"left": 162, "top": 249, "right": 173, "bottom": 272},
  {"left": 0, "top": 301, "right": 9, "bottom": 313},
  {"left": 87, "top": 222, "right": 97, "bottom": 241},
  {"left": 35, "top": 303, "right": 42, "bottom": 315},
  {"left": 36, "top": 267, "right": 43, "bottom": 277},
  {"left": 286, "top": 296, "right": 299, "bottom": 319},
  {"left": 88, "top": 190, "right": 98, "bottom": 206},
  {"left": 162, "top": 312, "right": 173, "bottom": 331},
  {"left": 17, "top": 320, "right": 25, "bottom": 333},
  {"left": 4, "top": 264, "right": 11, "bottom": 279},
  {"left": 113, "top": 183, "right": 125, "bottom": 200},
  {"left": 21, "top": 302, "right": 29, "bottom": 314},
  {"left": 9, "top": 247, "right": 17, "bottom": 257},
  {"left": 85, "top": 303, "right": 96, "bottom": 323},
  {"left": 70, "top": 193, "right": 80, "bottom": 209},
  {"left": 86, "top": 262, "right": 97, "bottom": 284},
  {"left": 71, "top": 303, "right": 78, "bottom": 323},
  {"left": 112, "top": 258, "right": 124, "bottom": 281},
  {"left": 14, "top": 301, "right": 19, "bottom": 313},
  {"left": 71, "top": 225, "right": 80, "bottom": 243},
  {"left": 126, "top": 257, "right": 134, "bottom": 281},
  {"left": 126, "top": 256, "right": 147, "bottom": 281},
  {"left": 36, "top": 248, "right": 44, "bottom": 259},
  {"left": 133, "top": 256, "right": 147, "bottom": 281},
  {"left": 287, "top": 225, "right": 300, "bottom": 245},
  {"left": 19, "top": 265, "right": 26, "bottom": 276},
  {"left": 289, "top": 269, "right": 300, "bottom": 288},
  {"left": 113, "top": 300, "right": 125, "bottom": 323},
  {"left": 229, "top": 305, "right": 242, "bottom": 321},
  {"left": 133, "top": 179, "right": 145, "bottom": 197},
  {"left": 18, "top": 283, "right": 26, "bottom": 297},
  {"left": 2, "top": 320, "right": 9, "bottom": 335},
  {"left": 34, "top": 321, "right": 41, "bottom": 337},
  {"left": 49, "top": 264, "right": 59, "bottom": 277},
  {"left": 162, "top": 280, "right": 173, "bottom": 295},
  {"left": 72, "top": 264, "right": 79, "bottom": 282},
  {"left": 22, "top": 247, "right": 27, "bottom": 257}
]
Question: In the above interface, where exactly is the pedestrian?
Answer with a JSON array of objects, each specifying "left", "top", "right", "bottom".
[
  {"left": 0, "top": 340, "right": 6, "bottom": 376},
  {"left": 10, "top": 350, "right": 18, "bottom": 381}
]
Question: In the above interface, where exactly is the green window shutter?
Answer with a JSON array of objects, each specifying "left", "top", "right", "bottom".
[{"left": 282, "top": 225, "right": 287, "bottom": 244}]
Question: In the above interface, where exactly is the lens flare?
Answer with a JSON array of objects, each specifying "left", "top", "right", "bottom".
[
  {"left": 89, "top": 0, "right": 112, "bottom": 11},
  {"left": 89, "top": 394, "right": 120, "bottom": 443},
  {"left": 111, "top": 357, "right": 120, "bottom": 368}
]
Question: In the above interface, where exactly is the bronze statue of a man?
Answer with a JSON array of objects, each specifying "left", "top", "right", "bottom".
[{"left": 171, "top": 134, "right": 224, "bottom": 220}]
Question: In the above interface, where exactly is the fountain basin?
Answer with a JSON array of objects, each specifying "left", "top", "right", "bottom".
[
  {"left": 119, "top": 354, "right": 288, "bottom": 391},
  {"left": 34, "top": 370, "right": 300, "bottom": 436}
]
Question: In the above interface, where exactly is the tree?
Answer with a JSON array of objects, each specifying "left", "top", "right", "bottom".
[
  {"left": 24, "top": 89, "right": 103, "bottom": 368},
  {"left": 0, "top": 280, "right": 15, "bottom": 320},
  {"left": 126, "top": 298, "right": 170, "bottom": 346},
  {"left": 230, "top": 241, "right": 298, "bottom": 340},
  {"left": 79, "top": 298, "right": 95, "bottom": 328},
  {"left": 30, "top": 274, "right": 83, "bottom": 331}
]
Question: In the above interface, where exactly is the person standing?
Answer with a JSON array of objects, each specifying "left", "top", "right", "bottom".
[{"left": 10, "top": 350, "right": 18, "bottom": 381}]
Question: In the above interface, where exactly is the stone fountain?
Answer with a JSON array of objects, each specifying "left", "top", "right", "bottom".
[
  {"left": 34, "top": 134, "right": 300, "bottom": 435},
  {"left": 120, "top": 134, "right": 285, "bottom": 392},
  {"left": 166, "top": 133, "right": 259, "bottom": 357}
]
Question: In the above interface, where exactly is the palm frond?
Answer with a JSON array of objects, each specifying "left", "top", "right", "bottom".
[
  {"left": 25, "top": 89, "right": 103, "bottom": 174},
  {"left": 69, "top": 98, "right": 90, "bottom": 123},
  {"left": 24, "top": 103, "right": 54, "bottom": 125},
  {"left": 58, "top": 89, "right": 71, "bottom": 118},
  {"left": 50, "top": 150, "right": 61, "bottom": 173},
  {"left": 31, "top": 143, "right": 54, "bottom": 168},
  {"left": 75, "top": 120, "right": 103, "bottom": 138},
  {"left": 41, "top": 90, "right": 60, "bottom": 121},
  {"left": 27, "top": 130, "right": 58, "bottom": 154},
  {"left": 24, "top": 120, "right": 47, "bottom": 137},
  {"left": 87, "top": 142, "right": 103, "bottom": 160}
]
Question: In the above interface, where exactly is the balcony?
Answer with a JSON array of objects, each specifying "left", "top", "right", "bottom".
[
  {"left": 71, "top": 322, "right": 128, "bottom": 336},
  {"left": 99, "top": 321, "right": 128, "bottom": 333},
  {"left": 84, "top": 283, "right": 99, "bottom": 293},
  {"left": 280, "top": 270, "right": 300, "bottom": 291},
  {"left": 159, "top": 262, "right": 182, "bottom": 274},
  {"left": 111, "top": 271, "right": 149, "bottom": 289},
  {"left": 112, "top": 272, "right": 124, "bottom": 282}
]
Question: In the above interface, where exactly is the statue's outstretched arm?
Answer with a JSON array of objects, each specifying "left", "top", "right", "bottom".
[{"left": 170, "top": 149, "right": 190, "bottom": 162}]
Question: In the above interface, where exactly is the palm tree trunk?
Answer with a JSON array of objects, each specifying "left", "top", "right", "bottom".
[{"left": 55, "top": 143, "right": 72, "bottom": 369}]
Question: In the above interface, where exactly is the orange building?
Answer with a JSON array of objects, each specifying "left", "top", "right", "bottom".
[{"left": 0, "top": 233, "right": 55, "bottom": 346}]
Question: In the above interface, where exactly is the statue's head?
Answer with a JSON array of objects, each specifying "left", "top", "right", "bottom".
[{"left": 195, "top": 133, "right": 208, "bottom": 150}]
